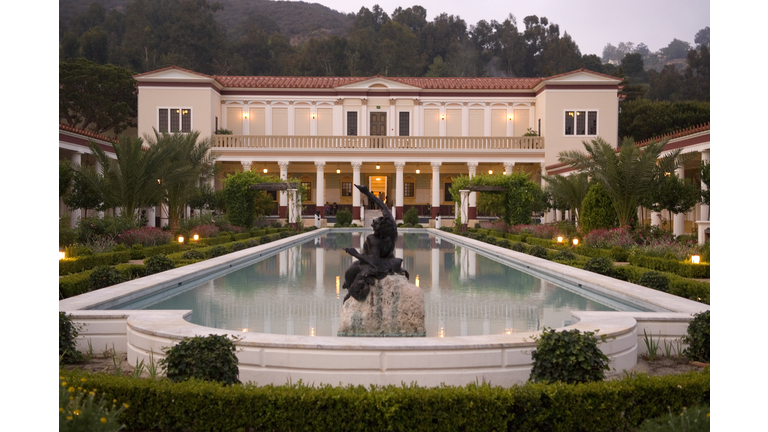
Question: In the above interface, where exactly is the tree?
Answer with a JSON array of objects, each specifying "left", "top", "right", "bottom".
[
  {"left": 59, "top": 58, "right": 137, "bottom": 134},
  {"left": 63, "top": 166, "right": 108, "bottom": 218},
  {"left": 644, "top": 172, "right": 700, "bottom": 229},
  {"left": 543, "top": 173, "right": 590, "bottom": 224},
  {"left": 146, "top": 131, "right": 217, "bottom": 231},
  {"left": 450, "top": 172, "right": 546, "bottom": 226},
  {"left": 700, "top": 161, "right": 710, "bottom": 207},
  {"left": 60, "top": 159, "right": 74, "bottom": 198},
  {"left": 660, "top": 38, "right": 693, "bottom": 60},
  {"left": 557, "top": 137, "right": 685, "bottom": 227},
  {"left": 619, "top": 99, "right": 709, "bottom": 142},
  {"left": 580, "top": 182, "right": 619, "bottom": 234},
  {"left": 694, "top": 27, "right": 710, "bottom": 49},
  {"left": 222, "top": 171, "right": 281, "bottom": 228}
]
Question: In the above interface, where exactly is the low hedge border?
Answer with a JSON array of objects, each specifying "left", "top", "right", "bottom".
[
  {"left": 614, "top": 265, "right": 710, "bottom": 304},
  {"left": 59, "top": 250, "right": 132, "bottom": 276},
  {"left": 59, "top": 264, "right": 147, "bottom": 299},
  {"left": 60, "top": 368, "right": 709, "bottom": 432},
  {"left": 628, "top": 254, "right": 710, "bottom": 279}
]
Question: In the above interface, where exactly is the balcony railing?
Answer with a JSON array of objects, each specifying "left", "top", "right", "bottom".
[{"left": 213, "top": 135, "right": 544, "bottom": 150}]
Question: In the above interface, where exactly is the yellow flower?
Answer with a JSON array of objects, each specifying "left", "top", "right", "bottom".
[
  {"left": 80, "top": 378, "right": 87, "bottom": 383},
  {"left": 123, "top": 403, "right": 130, "bottom": 409},
  {"left": 100, "top": 417, "right": 107, "bottom": 424},
  {"left": 113, "top": 399, "right": 117, "bottom": 403},
  {"left": 62, "top": 382, "right": 67, "bottom": 386},
  {"left": 89, "top": 391, "right": 95, "bottom": 396},
  {"left": 66, "top": 416, "right": 73, "bottom": 421},
  {"left": 73, "top": 410, "right": 81, "bottom": 416},
  {"left": 707, "top": 413, "right": 710, "bottom": 417},
  {"left": 60, "top": 376, "right": 65, "bottom": 380},
  {"left": 59, "top": 407, "right": 63, "bottom": 413},
  {"left": 68, "top": 387, "right": 75, "bottom": 393}
]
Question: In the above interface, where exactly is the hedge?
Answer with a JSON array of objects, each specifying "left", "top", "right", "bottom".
[
  {"left": 60, "top": 368, "right": 709, "bottom": 432},
  {"left": 614, "top": 264, "right": 710, "bottom": 304},
  {"left": 628, "top": 255, "right": 710, "bottom": 279},
  {"left": 59, "top": 250, "right": 131, "bottom": 276},
  {"left": 59, "top": 264, "right": 147, "bottom": 299}
]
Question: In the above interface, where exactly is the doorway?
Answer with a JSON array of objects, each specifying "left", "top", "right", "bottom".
[
  {"left": 370, "top": 112, "right": 386, "bottom": 148},
  {"left": 368, "top": 174, "right": 388, "bottom": 208}
]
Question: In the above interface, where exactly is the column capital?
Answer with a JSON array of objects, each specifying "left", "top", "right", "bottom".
[
  {"left": 394, "top": 161, "right": 406, "bottom": 170},
  {"left": 241, "top": 161, "right": 252, "bottom": 171},
  {"left": 467, "top": 162, "right": 479, "bottom": 168},
  {"left": 431, "top": 161, "right": 442, "bottom": 170},
  {"left": 278, "top": 161, "right": 290, "bottom": 169},
  {"left": 315, "top": 161, "right": 326, "bottom": 169},
  {"left": 351, "top": 161, "right": 363, "bottom": 169}
]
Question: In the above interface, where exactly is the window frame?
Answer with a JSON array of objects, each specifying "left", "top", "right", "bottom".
[
  {"left": 404, "top": 182, "right": 415, "bottom": 198},
  {"left": 346, "top": 111, "right": 358, "bottom": 136},
  {"left": 158, "top": 107, "right": 193, "bottom": 133},
  {"left": 398, "top": 111, "right": 410, "bottom": 136},
  {"left": 563, "top": 109, "right": 598, "bottom": 137},
  {"left": 341, "top": 182, "right": 353, "bottom": 197}
]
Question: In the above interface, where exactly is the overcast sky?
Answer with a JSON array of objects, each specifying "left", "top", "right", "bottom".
[{"left": 306, "top": 0, "right": 710, "bottom": 57}]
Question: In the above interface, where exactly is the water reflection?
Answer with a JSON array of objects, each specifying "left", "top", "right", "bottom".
[{"left": 143, "top": 232, "right": 614, "bottom": 336}]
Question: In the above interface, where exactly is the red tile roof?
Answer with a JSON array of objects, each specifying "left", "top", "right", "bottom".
[
  {"left": 212, "top": 75, "right": 544, "bottom": 90},
  {"left": 59, "top": 124, "right": 115, "bottom": 143}
]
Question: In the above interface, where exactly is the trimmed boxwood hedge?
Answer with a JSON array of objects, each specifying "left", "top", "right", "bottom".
[
  {"left": 628, "top": 255, "right": 710, "bottom": 279},
  {"left": 59, "top": 250, "right": 131, "bottom": 276},
  {"left": 60, "top": 368, "right": 709, "bottom": 432}
]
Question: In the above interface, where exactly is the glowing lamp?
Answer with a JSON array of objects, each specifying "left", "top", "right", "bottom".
[
  {"left": 310, "top": 327, "right": 316, "bottom": 336},
  {"left": 376, "top": 165, "right": 381, "bottom": 170},
  {"left": 416, "top": 169, "right": 420, "bottom": 174},
  {"left": 440, "top": 113, "right": 446, "bottom": 120},
  {"left": 59, "top": 251, "right": 66, "bottom": 260},
  {"left": 193, "top": 234, "right": 199, "bottom": 241},
  {"left": 692, "top": 255, "right": 701, "bottom": 264},
  {"left": 508, "top": 113, "right": 513, "bottom": 121},
  {"left": 242, "top": 328, "right": 249, "bottom": 332},
  {"left": 376, "top": 178, "right": 381, "bottom": 181},
  {"left": 557, "top": 236, "right": 564, "bottom": 243},
  {"left": 243, "top": 113, "right": 248, "bottom": 119},
  {"left": 336, "top": 169, "right": 341, "bottom": 173},
  {"left": 178, "top": 236, "right": 185, "bottom": 243},
  {"left": 572, "top": 238, "right": 579, "bottom": 246},
  {"left": 415, "top": 275, "right": 420, "bottom": 287},
  {"left": 488, "top": 170, "right": 493, "bottom": 174},
  {"left": 311, "top": 112, "right": 317, "bottom": 119},
  {"left": 263, "top": 168, "right": 268, "bottom": 173}
]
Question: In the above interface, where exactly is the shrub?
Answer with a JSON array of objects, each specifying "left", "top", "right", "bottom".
[
  {"left": 682, "top": 311, "right": 710, "bottom": 363},
  {"left": 160, "top": 334, "right": 240, "bottom": 385},
  {"left": 118, "top": 227, "right": 172, "bottom": 247},
  {"left": 182, "top": 250, "right": 205, "bottom": 260},
  {"left": 66, "top": 244, "right": 94, "bottom": 258},
  {"left": 580, "top": 183, "right": 618, "bottom": 234},
  {"left": 58, "top": 375, "right": 128, "bottom": 431},
  {"left": 59, "top": 312, "right": 83, "bottom": 364},
  {"left": 553, "top": 249, "right": 577, "bottom": 261},
  {"left": 511, "top": 242, "right": 527, "bottom": 253},
  {"left": 279, "top": 231, "right": 291, "bottom": 239},
  {"left": 207, "top": 245, "right": 228, "bottom": 258},
  {"left": 496, "top": 239, "right": 511, "bottom": 248},
  {"left": 271, "top": 221, "right": 283, "bottom": 228},
  {"left": 230, "top": 242, "right": 247, "bottom": 252},
  {"left": 637, "top": 271, "right": 671, "bottom": 292},
  {"left": 610, "top": 246, "right": 629, "bottom": 262},
  {"left": 246, "top": 238, "right": 260, "bottom": 248},
  {"left": 585, "top": 227, "right": 635, "bottom": 249},
  {"left": 403, "top": 207, "right": 419, "bottom": 226},
  {"left": 635, "top": 404, "right": 710, "bottom": 432},
  {"left": 530, "top": 327, "right": 610, "bottom": 384},
  {"left": 528, "top": 245, "right": 548, "bottom": 258},
  {"left": 130, "top": 244, "right": 144, "bottom": 259},
  {"left": 76, "top": 215, "right": 136, "bottom": 244},
  {"left": 89, "top": 266, "right": 125, "bottom": 289},
  {"left": 336, "top": 208, "right": 353, "bottom": 226},
  {"left": 189, "top": 224, "right": 219, "bottom": 238},
  {"left": 583, "top": 257, "right": 614, "bottom": 276},
  {"left": 144, "top": 254, "right": 175, "bottom": 275}
]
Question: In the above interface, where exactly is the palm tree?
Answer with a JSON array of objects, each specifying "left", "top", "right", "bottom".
[
  {"left": 77, "top": 135, "right": 166, "bottom": 219},
  {"left": 556, "top": 137, "right": 688, "bottom": 227},
  {"left": 146, "top": 131, "right": 216, "bottom": 231},
  {"left": 543, "top": 172, "right": 590, "bottom": 224}
]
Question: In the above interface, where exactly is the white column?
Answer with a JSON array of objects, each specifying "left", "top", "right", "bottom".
[
  {"left": 265, "top": 101, "right": 273, "bottom": 135},
  {"left": 416, "top": 100, "right": 424, "bottom": 136},
  {"left": 310, "top": 102, "right": 317, "bottom": 136},
  {"left": 540, "top": 163, "right": 548, "bottom": 223},
  {"left": 352, "top": 161, "right": 362, "bottom": 224},
  {"left": 287, "top": 188, "right": 300, "bottom": 226},
  {"left": 279, "top": 161, "right": 289, "bottom": 213},
  {"left": 241, "top": 160, "right": 252, "bottom": 172},
  {"left": 242, "top": 103, "right": 250, "bottom": 135},
  {"left": 506, "top": 104, "right": 513, "bottom": 136},
  {"left": 484, "top": 102, "right": 491, "bottom": 136},
  {"left": 70, "top": 152, "right": 82, "bottom": 228},
  {"left": 700, "top": 149, "right": 709, "bottom": 221},
  {"left": 651, "top": 211, "right": 661, "bottom": 227},
  {"left": 467, "top": 162, "right": 478, "bottom": 221},
  {"left": 413, "top": 100, "right": 421, "bottom": 136},
  {"left": 673, "top": 166, "right": 685, "bottom": 237},
  {"left": 333, "top": 99, "right": 343, "bottom": 136},
  {"left": 431, "top": 162, "right": 441, "bottom": 219},
  {"left": 315, "top": 161, "right": 326, "bottom": 218},
  {"left": 504, "top": 162, "right": 515, "bottom": 176},
  {"left": 439, "top": 103, "right": 446, "bottom": 136},
  {"left": 147, "top": 206, "right": 156, "bottom": 227},
  {"left": 459, "top": 190, "right": 470, "bottom": 227},
  {"left": 287, "top": 101, "right": 295, "bottom": 135},
  {"left": 395, "top": 161, "right": 405, "bottom": 222},
  {"left": 461, "top": 102, "right": 469, "bottom": 136}
]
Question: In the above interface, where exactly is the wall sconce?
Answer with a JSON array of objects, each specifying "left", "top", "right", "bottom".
[
  {"left": 440, "top": 113, "right": 446, "bottom": 120},
  {"left": 488, "top": 170, "right": 493, "bottom": 175},
  {"left": 336, "top": 169, "right": 341, "bottom": 173},
  {"left": 243, "top": 112, "right": 248, "bottom": 119},
  {"left": 503, "top": 171, "right": 507, "bottom": 175},
  {"left": 178, "top": 236, "right": 185, "bottom": 243},
  {"left": 376, "top": 164, "right": 381, "bottom": 170},
  {"left": 311, "top": 112, "right": 317, "bottom": 119},
  {"left": 691, "top": 255, "right": 701, "bottom": 264},
  {"left": 557, "top": 236, "right": 564, "bottom": 243},
  {"left": 263, "top": 168, "right": 268, "bottom": 173},
  {"left": 59, "top": 251, "right": 66, "bottom": 260},
  {"left": 572, "top": 238, "right": 579, "bottom": 246},
  {"left": 416, "top": 169, "right": 420, "bottom": 174},
  {"left": 508, "top": 113, "right": 513, "bottom": 121},
  {"left": 157, "top": 179, "right": 162, "bottom": 184}
]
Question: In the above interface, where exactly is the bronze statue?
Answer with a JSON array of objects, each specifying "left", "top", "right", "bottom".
[{"left": 342, "top": 184, "right": 408, "bottom": 303}]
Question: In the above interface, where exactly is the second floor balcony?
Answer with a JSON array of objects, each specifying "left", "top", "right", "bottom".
[{"left": 212, "top": 135, "right": 544, "bottom": 151}]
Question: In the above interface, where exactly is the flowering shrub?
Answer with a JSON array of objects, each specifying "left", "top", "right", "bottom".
[
  {"left": 584, "top": 227, "right": 635, "bottom": 249},
  {"left": 86, "top": 235, "right": 118, "bottom": 253},
  {"left": 190, "top": 224, "right": 219, "bottom": 238},
  {"left": 508, "top": 224, "right": 559, "bottom": 239},
  {"left": 59, "top": 375, "right": 127, "bottom": 431},
  {"left": 632, "top": 237, "right": 699, "bottom": 260},
  {"left": 118, "top": 227, "right": 172, "bottom": 247}
]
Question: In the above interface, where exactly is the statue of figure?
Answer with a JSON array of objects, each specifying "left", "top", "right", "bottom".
[{"left": 342, "top": 184, "right": 408, "bottom": 303}]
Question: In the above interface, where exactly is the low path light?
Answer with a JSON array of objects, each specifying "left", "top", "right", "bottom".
[
  {"left": 59, "top": 251, "right": 66, "bottom": 260},
  {"left": 691, "top": 254, "right": 701, "bottom": 264},
  {"left": 193, "top": 234, "right": 199, "bottom": 241},
  {"left": 557, "top": 236, "right": 564, "bottom": 244},
  {"left": 178, "top": 236, "right": 185, "bottom": 243},
  {"left": 572, "top": 238, "right": 579, "bottom": 246}
]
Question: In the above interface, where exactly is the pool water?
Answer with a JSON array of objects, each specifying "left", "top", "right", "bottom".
[{"left": 123, "top": 232, "right": 619, "bottom": 337}]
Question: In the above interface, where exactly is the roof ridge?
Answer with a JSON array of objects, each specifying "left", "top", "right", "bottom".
[{"left": 59, "top": 123, "right": 116, "bottom": 143}]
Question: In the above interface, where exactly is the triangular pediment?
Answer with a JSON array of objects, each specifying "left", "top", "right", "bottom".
[
  {"left": 134, "top": 66, "right": 216, "bottom": 84},
  {"left": 336, "top": 77, "right": 422, "bottom": 91},
  {"left": 542, "top": 69, "right": 622, "bottom": 85}
]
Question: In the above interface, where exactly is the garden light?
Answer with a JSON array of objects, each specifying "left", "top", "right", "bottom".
[
  {"left": 692, "top": 255, "right": 701, "bottom": 264},
  {"left": 193, "top": 234, "right": 199, "bottom": 241},
  {"left": 178, "top": 236, "right": 185, "bottom": 243},
  {"left": 572, "top": 238, "right": 579, "bottom": 246},
  {"left": 557, "top": 236, "right": 564, "bottom": 243},
  {"left": 59, "top": 251, "right": 66, "bottom": 260}
]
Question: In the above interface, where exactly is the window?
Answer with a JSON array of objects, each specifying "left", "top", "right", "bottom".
[
  {"left": 159, "top": 108, "right": 192, "bottom": 133},
  {"left": 564, "top": 110, "right": 597, "bottom": 136},
  {"left": 301, "top": 182, "right": 312, "bottom": 202},
  {"left": 342, "top": 182, "right": 353, "bottom": 197},
  {"left": 404, "top": 182, "right": 414, "bottom": 197},
  {"left": 347, "top": 111, "right": 358, "bottom": 136},
  {"left": 399, "top": 112, "right": 410, "bottom": 136}
]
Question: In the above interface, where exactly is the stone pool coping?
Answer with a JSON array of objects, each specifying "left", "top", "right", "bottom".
[{"left": 60, "top": 228, "right": 709, "bottom": 387}]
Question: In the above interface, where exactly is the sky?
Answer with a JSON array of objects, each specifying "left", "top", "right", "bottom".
[{"left": 306, "top": 0, "right": 710, "bottom": 57}]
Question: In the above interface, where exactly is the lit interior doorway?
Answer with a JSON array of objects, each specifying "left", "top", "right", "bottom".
[{"left": 368, "top": 174, "right": 388, "bottom": 205}]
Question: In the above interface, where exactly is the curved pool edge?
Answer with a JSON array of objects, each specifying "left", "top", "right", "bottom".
[{"left": 60, "top": 228, "right": 710, "bottom": 387}]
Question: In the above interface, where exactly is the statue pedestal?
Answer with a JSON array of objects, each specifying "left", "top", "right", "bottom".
[{"left": 338, "top": 275, "right": 425, "bottom": 337}]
